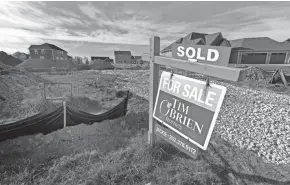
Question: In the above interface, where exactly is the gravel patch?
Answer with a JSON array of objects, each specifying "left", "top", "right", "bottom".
[{"left": 102, "top": 69, "right": 290, "bottom": 165}]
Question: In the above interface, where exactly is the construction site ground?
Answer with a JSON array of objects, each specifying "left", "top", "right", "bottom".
[{"left": 0, "top": 69, "right": 290, "bottom": 185}]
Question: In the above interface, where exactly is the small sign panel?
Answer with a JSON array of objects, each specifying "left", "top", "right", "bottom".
[
  {"left": 155, "top": 123, "right": 198, "bottom": 159},
  {"left": 172, "top": 43, "right": 232, "bottom": 66},
  {"left": 153, "top": 71, "right": 227, "bottom": 150}
]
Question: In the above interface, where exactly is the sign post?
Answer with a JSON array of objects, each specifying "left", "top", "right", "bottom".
[
  {"left": 142, "top": 36, "right": 247, "bottom": 159},
  {"left": 148, "top": 36, "right": 160, "bottom": 146}
]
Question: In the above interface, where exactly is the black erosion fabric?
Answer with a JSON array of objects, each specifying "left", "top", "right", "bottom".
[
  {"left": 0, "top": 92, "right": 129, "bottom": 142},
  {"left": 66, "top": 94, "right": 129, "bottom": 126},
  {"left": 0, "top": 107, "right": 63, "bottom": 141}
]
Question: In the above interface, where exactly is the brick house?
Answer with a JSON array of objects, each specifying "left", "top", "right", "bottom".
[
  {"left": 28, "top": 43, "right": 68, "bottom": 60},
  {"left": 114, "top": 51, "right": 133, "bottom": 64},
  {"left": 161, "top": 32, "right": 290, "bottom": 65}
]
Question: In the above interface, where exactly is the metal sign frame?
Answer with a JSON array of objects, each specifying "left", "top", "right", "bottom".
[{"left": 44, "top": 83, "right": 73, "bottom": 100}]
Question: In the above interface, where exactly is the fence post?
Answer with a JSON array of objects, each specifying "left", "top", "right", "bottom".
[
  {"left": 148, "top": 36, "right": 160, "bottom": 146},
  {"left": 63, "top": 100, "right": 67, "bottom": 128}
]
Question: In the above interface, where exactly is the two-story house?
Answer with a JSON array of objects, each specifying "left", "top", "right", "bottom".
[{"left": 28, "top": 43, "right": 68, "bottom": 60}]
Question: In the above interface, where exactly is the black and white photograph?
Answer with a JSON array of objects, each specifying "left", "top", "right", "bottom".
[{"left": 1, "top": 1, "right": 290, "bottom": 184}]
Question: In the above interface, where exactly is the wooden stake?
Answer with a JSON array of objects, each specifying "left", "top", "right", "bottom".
[
  {"left": 279, "top": 69, "right": 288, "bottom": 87},
  {"left": 148, "top": 36, "right": 160, "bottom": 146},
  {"left": 270, "top": 69, "right": 279, "bottom": 84},
  {"left": 63, "top": 100, "right": 67, "bottom": 128}
]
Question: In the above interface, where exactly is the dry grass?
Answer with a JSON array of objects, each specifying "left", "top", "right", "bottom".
[
  {"left": 2, "top": 129, "right": 290, "bottom": 185},
  {"left": 1, "top": 69, "right": 290, "bottom": 185}
]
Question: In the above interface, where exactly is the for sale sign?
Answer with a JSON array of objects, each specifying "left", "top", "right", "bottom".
[
  {"left": 172, "top": 43, "right": 232, "bottom": 66},
  {"left": 155, "top": 123, "right": 198, "bottom": 159},
  {"left": 153, "top": 71, "right": 227, "bottom": 150}
]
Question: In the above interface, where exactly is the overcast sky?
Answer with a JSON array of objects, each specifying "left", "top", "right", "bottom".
[{"left": 1, "top": 1, "right": 290, "bottom": 59}]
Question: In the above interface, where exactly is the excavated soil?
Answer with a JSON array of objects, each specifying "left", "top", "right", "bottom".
[{"left": 1, "top": 69, "right": 290, "bottom": 185}]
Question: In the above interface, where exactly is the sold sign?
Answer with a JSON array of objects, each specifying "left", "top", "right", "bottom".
[{"left": 172, "top": 43, "right": 232, "bottom": 66}]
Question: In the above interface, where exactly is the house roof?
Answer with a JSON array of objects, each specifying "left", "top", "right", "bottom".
[
  {"left": 161, "top": 32, "right": 290, "bottom": 53},
  {"left": 229, "top": 37, "right": 290, "bottom": 50},
  {"left": 191, "top": 38, "right": 206, "bottom": 45},
  {"left": 29, "top": 43, "right": 67, "bottom": 52},
  {"left": 161, "top": 43, "right": 174, "bottom": 53},
  {"left": 176, "top": 38, "right": 183, "bottom": 43},
  {"left": 160, "top": 32, "right": 225, "bottom": 53},
  {"left": 220, "top": 38, "right": 231, "bottom": 47},
  {"left": 0, "top": 51, "right": 23, "bottom": 66},
  {"left": 183, "top": 32, "right": 207, "bottom": 42},
  {"left": 205, "top": 32, "right": 220, "bottom": 45},
  {"left": 91, "top": 56, "right": 109, "bottom": 60},
  {"left": 114, "top": 51, "right": 131, "bottom": 55}
]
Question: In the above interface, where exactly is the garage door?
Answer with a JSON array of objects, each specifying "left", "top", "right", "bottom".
[
  {"left": 240, "top": 53, "right": 267, "bottom": 64},
  {"left": 269, "top": 53, "right": 286, "bottom": 64}
]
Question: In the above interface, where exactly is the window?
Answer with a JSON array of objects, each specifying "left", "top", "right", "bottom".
[
  {"left": 271, "top": 53, "right": 285, "bottom": 55},
  {"left": 41, "top": 49, "right": 45, "bottom": 54},
  {"left": 34, "top": 49, "right": 38, "bottom": 54},
  {"left": 269, "top": 53, "right": 286, "bottom": 64},
  {"left": 240, "top": 52, "right": 267, "bottom": 64}
]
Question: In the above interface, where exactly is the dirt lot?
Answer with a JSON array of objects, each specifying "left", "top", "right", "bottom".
[{"left": 1, "top": 69, "right": 290, "bottom": 185}]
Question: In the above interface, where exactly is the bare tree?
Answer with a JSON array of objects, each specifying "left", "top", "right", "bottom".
[
  {"left": 83, "top": 56, "right": 89, "bottom": 65},
  {"left": 73, "top": 56, "right": 82, "bottom": 65}
]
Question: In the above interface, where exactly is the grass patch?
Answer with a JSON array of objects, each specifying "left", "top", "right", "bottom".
[
  {"left": 5, "top": 131, "right": 289, "bottom": 185},
  {"left": 2, "top": 69, "right": 290, "bottom": 185},
  {"left": 2, "top": 123, "right": 290, "bottom": 185}
]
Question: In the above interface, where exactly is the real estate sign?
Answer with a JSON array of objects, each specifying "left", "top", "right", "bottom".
[
  {"left": 153, "top": 71, "right": 227, "bottom": 151},
  {"left": 155, "top": 123, "right": 198, "bottom": 159},
  {"left": 172, "top": 43, "right": 232, "bottom": 66}
]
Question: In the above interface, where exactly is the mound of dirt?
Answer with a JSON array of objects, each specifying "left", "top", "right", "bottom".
[
  {"left": 0, "top": 68, "right": 51, "bottom": 124},
  {"left": 17, "top": 59, "right": 75, "bottom": 70},
  {"left": 18, "top": 59, "right": 56, "bottom": 69},
  {"left": 67, "top": 96, "right": 103, "bottom": 113},
  {"left": 244, "top": 66, "right": 268, "bottom": 81},
  {"left": 234, "top": 66, "right": 272, "bottom": 89},
  {"left": 0, "top": 51, "right": 23, "bottom": 66}
]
